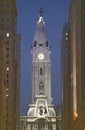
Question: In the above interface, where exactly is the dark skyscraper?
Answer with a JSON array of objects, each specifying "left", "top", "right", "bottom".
[
  {"left": 61, "top": 0, "right": 85, "bottom": 130},
  {"left": 0, "top": 0, "right": 21, "bottom": 130},
  {"left": 61, "top": 23, "right": 71, "bottom": 130}
]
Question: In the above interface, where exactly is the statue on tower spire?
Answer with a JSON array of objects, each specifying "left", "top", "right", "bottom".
[
  {"left": 38, "top": 7, "right": 44, "bottom": 23},
  {"left": 39, "top": 7, "right": 44, "bottom": 17}
]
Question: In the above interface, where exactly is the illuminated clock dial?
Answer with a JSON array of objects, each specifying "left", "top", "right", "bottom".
[{"left": 37, "top": 53, "right": 45, "bottom": 60}]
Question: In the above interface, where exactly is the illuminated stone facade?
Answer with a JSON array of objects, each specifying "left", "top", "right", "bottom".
[
  {"left": 20, "top": 95, "right": 56, "bottom": 130},
  {"left": 20, "top": 8, "right": 57, "bottom": 130}
]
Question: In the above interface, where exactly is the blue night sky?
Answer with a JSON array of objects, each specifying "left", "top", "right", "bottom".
[{"left": 16, "top": 0, "right": 71, "bottom": 115}]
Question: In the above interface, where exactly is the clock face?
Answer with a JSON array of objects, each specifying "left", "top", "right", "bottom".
[{"left": 37, "top": 53, "right": 45, "bottom": 60}]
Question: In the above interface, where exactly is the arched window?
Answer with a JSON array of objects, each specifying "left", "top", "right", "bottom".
[{"left": 40, "top": 68, "right": 43, "bottom": 75}]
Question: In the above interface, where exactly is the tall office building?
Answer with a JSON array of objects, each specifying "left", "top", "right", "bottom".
[
  {"left": 20, "top": 8, "right": 57, "bottom": 130},
  {"left": 0, "top": 0, "right": 21, "bottom": 130},
  {"left": 61, "top": 23, "right": 71, "bottom": 130},
  {"left": 61, "top": 0, "right": 85, "bottom": 130},
  {"left": 71, "top": 0, "right": 85, "bottom": 129}
]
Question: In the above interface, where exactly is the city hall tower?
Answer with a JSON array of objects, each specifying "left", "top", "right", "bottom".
[
  {"left": 20, "top": 8, "right": 56, "bottom": 130},
  {"left": 31, "top": 8, "right": 52, "bottom": 104}
]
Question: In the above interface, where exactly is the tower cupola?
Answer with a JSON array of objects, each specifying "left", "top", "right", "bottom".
[{"left": 32, "top": 8, "right": 50, "bottom": 49}]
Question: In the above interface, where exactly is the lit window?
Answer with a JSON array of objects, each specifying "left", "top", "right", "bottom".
[
  {"left": 6, "top": 33, "right": 9, "bottom": 37},
  {"left": 6, "top": 94, "right": 9, "bottom": 97},
  {"left": 6, "top": 67, "right": 9, "bottom": 71},
  {"left": 65, "top": 37, "right": 68, "bottom": 40},
  {"left": 65, "top": 33, "right": 68, "bottom": 36}
]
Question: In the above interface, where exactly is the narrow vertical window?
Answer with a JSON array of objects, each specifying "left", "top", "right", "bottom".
[{"left": 40, "top": 68, "right": 43, "bottom": 75}]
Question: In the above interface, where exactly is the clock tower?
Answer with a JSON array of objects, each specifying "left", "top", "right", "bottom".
[
  {"left": 31, "top": 8, "right": 52, "bottom": 104},
  {"left": 20, "top": 8, "right": 56, "bottom": 130}
]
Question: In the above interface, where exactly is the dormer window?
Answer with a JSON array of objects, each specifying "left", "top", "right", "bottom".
[
  {"left": 34, "top": 41, "right": 37, "bottom": 47},
  {"left": 39, "top": 43, "right": 43, "bottom": 46},
  {"left": 46, "top": 41, "right": 49, "bottom": 47}
]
